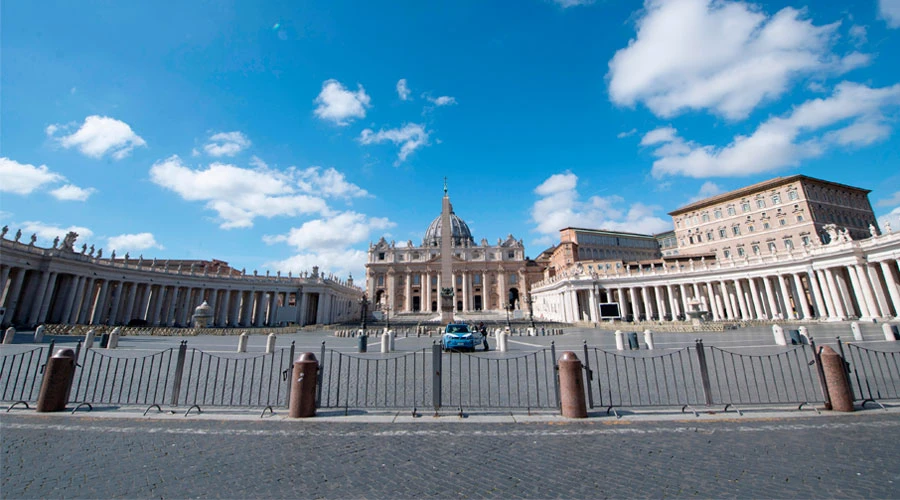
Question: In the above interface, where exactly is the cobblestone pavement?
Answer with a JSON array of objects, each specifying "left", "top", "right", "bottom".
[{"left": 3, "top": 412, "right": 899, "bottom": 499}]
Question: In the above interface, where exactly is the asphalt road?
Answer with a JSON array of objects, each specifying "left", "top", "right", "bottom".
[{"left": 2, "top": 412, "right": 899, "bottom": 499}]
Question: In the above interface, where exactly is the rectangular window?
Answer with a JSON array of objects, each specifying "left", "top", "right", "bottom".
[
  {"left": 732, "top": 226, "right": 741, "bottom": 236},
  {"left": 737, "top": 247, "right": 745, "bottom": 257},
  {"left": 785, "top": 239, "right": 794, "bottom": 250},
  {"left": 748, "top": 225, "right": 755, "bottom": 233},
  {"left": 507, "top": 251, "right": 515, "bottom": 259},
  {"left": 706, "top": 231, "right": 713, "bottom": 241},
  {"left": 509, "top": 274, "right": 517, "bottom": 284},
  {"left": 796, "top": 215, "right": 804, "bottom": 222},
  {"left": 742, "top": 202, "right": 751, "bottom": 212},
  {"left": 702, "top": 213, "right": 710, "bottom": 222},
  {"left": 719, "top": 229, "right": 726, "bottom": 238},
  {"left": 377, "top": 275, "right": 384, "bottom": 286},
  {"left": 801, "top": 236, "right": 810, "bottom": 246},
  {"left": 723, "top": 249, "right": 731, "bottom": 258},
  {"left": 772, "top": 193, "right": 782, "bottom": 204},
  {"left": 788, "top": 190, "right": 798, "bottom": 200},
  {"left": 780, "top": 219, "right": 787, "bottom": 226},
  {"left": 757, "top": 199, "right": 766, "bottom": 208},
  {"left": 768, "top": 242, "right": 777, "bottom": 252},
  {"left": 473, "top": 274, "right": 482, "bottom": 285},
  {"left": 763, "top": 222, "right": 770, "bottom": 230},
  {"left": 727, "top": 207, "right": 736, "bottom": 216},
  {"left": 752, "top": 245, "right": 760, "bottom": 255},
  {"left": 378, "top": 252, "right": 385, "bottom": 261},
  {"left": 413, "top": 275, "right": 421, "bottom": 285},
  {"left": 697, "top": 233, "right": 703, "bottom": 242},
  {"left": 714, "top": 209, "right": 722, "bottom": 219}
]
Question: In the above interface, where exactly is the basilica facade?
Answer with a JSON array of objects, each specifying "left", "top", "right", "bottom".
[{"left": 365, "top": 193, "right": 544, "bottom": 316}]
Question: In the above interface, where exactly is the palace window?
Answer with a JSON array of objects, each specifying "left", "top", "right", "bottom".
[
  {"left": 719, "top": 228, "right": 727, "bottom": 238},
  {"left": 727, "top": 206, "right": 736, "bottom": 216},
  {"left": 768, "top": 242, "right": 777, "bottom": 252},
  {"left": 784, "top": 239, "right": 794, "bottom": 250},
  {"left": 788, "top": 190, "right": 798, "bottom": 201},
  {"left": 737, "top": 247, "right": 745, "bottom": 257},
  {"left": 780, "top": 219, "right": 787, "bottom": 226},
  {"left": 510, "top": 274, "right": 517, "bottom": 284},
  {"left": 763, "top": 222, "right": 770, "bottom": 230},
  {"left": 714, "top": 209, "right": 722, "bottom": 219},
  {"left": 474, "top": 274, "right": 482, "bottom": 285},
  {"left": 748, "top": 225, "right": 755, "bottom": 233},
  {"left": 378, "top": 252, "right": 385, "bottom": 261},
  {"left": 801, "top": 236, "right": 810, "bottom": 246},
  {"left": 742, "top": 202, "right": 751, "bottom": 212},
  {"left": 413, "top": 275, "right": 421, "bottom": 285},
  {"left": 797, "top": 215, "right": 804, "bottom": 222},
  {"left": 757, "top": 199, "right": 766, "bottom": 209},
  {"left": 706, "top": 230, "right": 714, "bottom": 241},
  {"left": 752, "top": 244, "right": 760, "bottom": 255},
  {"left": 377, "top": 275, "right": 385, "bottom": 286},
  {"left": 772, "top": 193, "right": 782, "bottom": 204},
  {"left": 732, "top": 226, "right": 741, "bottom": 236},
  {"left": 723, "top": 249, "right": 731, "bottom": 258},
  {"left": 702, "top": 213, "right": 710, "bottom": 222}
]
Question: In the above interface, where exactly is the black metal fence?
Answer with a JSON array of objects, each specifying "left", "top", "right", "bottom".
[{"left": 2, "top": 339, "right": 900, "bottom": 415}]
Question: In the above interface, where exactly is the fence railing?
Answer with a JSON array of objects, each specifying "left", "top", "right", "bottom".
[{"left": 2, "top": 339, "right": 899, "bottom": 415}]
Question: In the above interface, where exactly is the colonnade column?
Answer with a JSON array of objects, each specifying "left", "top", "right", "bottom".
[
  {"left": 90, "top": 279, "right": 109, "bottom": 325},
  {"left": 791, "top": 274, "right": 810, "bottom": 320},
  {"left": 855, "top": 264, "right": 882, "bottom": 318},
  {"left": 618, "top": 287, "right": 629, "bottom": 318},
  {"left": 719, "top": 281, "right": 735, "bottom": 320},
  {"left": 734, "top": 279, "right": 749, "bottom": 320},
  {"left": 776, "top": 275, "right": 796, "bottom": 320},
  {"left": 747, "top": 278, "right": 765, "bottom": 320},
  {"left": 762, "top": 277, "right": 778, "bottom": 320},
  {"left": 845, "top": 266, "right": 872, "bottom": 319},
  {"left": 405, "top": 274, "right": 412, "bottom": 313},
  {"left": 823, "top": 269, "right": 847, "bottom": 319},
  {"left": 879, "top": 260, "right": 900, "bottom": 318},
  {"left": 27, "top": 271, "right": 54, "bottom": 325},
  {"left": 629, "top": 288, "right": 639, "bottom": 320},
  {"left": 807, "top": 270, "right": 827, "bottom": 319}
]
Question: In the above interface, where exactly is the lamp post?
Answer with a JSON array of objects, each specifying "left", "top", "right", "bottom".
[
  {"left": 527, "top": 292, "right": 536, "bottom": 330},
  {"left": 359, "top": 293, "right": 369, "bottom": 335},
  {"left": 505, "top": 303, "right": 512, "bottom": 330},
  {"left": 383, "top": 300, "right": 391, "bottom": 331}
]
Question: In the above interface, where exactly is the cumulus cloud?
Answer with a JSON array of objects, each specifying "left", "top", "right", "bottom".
[
  {"left": 880, "top": 0, "right": 900, "bottom": 28},
  {"left": 879, "top": 207, "right": 900, "bottom": 231},
  {"left": 359, "top": 123, "right": 430, "bottom": 164},
  {"left": 617, "top": 128, "right": 637, "bottom": 139},
  {"left": 264, "top": 248, "right": 368, "bottom": 284},
  {"left": 688, "top": 181, "right": 723, "bottom": 203},
  {"left": 877, "top": 191, "right": 900, "bottom": 207},
  {"left": 553, "top": 0, "right": 593, "bottom": 7},
  {"left": 608, "top": 0, "right": 869, "bottom": 120},
  {"left": 50, "top": 184, "right": 96, "bottom": 202},
  {"left": 313, "top": 79, "right": 371, "bottom": 126},
  {"left": 107, "top": 232, "right": 164, "bottom": 252},
  {"left": 396, "top": 79, "right": 411, "bottom": 100},
  {"left": 428, "top": 96, "right": 457, "bottom": 106},
  {"left": 19, "top": 221, "right": 94, "bottom": 245},
  {"left": 149, "top": 155, "right": 330, "bottom": 229},
  {"left": 296, "top": 167, "right": 369, "bottom": 198},
  {"left": 204, "top": 131, "right": 251, "bottom": 157},
  {"left": 51, "top": 115, "right": 146, "bottom": 159},
  {"left": 645, "top": 82, "right": 900, "bottom": 178},
  {"left": 530, "top": 171, "right": 671, "bottom": 245},
  {"left": 0, "top": 158, "right": 64, "bottom": 195}
]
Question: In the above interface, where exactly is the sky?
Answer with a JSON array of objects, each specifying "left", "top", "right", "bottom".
[{"left": 3, "top": 0, "right": 900, "bottom": 282}]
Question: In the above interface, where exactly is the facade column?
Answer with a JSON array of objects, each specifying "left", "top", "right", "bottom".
[
  {"left": 762, "top": 276, "right": 779, "bottom": 320},
  {"left": 824, "top": 269, "right": 847, "bottom": 319},
  {"left": 679, "top": 283, "right": 690, "bottom": 318},
  {"left": 109, "top": 281, "right": 126, "bottom": 325},
  {"left": 255, "top": 291, "right": 267, "bottom": 326},
  {"left": 629, "top": 287, "right": 640, "bottom": 320},
  {"left": 719, "top": 281, "right": 735, "bottom": 320},
  {"left": 846, "top": 266, "right": 872, "bottom": 319},
  {"left": 806, "top": 270, "right": 827, "bottom": 319},
  {"left": 588, "top": 288, "right": 598, "bottom": 323},
  {"left": 654, "top": 286, "right": 666, "bottom": 320},
  {"left": 498, "top": 271, "right": 507, "bottom": 311},
  {"left": 617, "top": 287, "right": 630, "bottom": 318},
  {"left": 792, "top": 274, "right": 811, "bottom": 320},
  {"left": 639, "top": 287, "right": 650, "bottom": 320},
  {"left": 667, "top": 285, "right": 679, "bottom": 320},
  {"left": 424, "top": 272, "right": 432, "bottom": 312},
  {"left": 776, "top": 275, "right": 796, "bottom": 320},
  {"left": 866, "top": 264, "right": 891, "bottom": 318},
  {"left": 734, "top": 279, "right": 749, "bottom": 320},
  {"left": 747, "top": 277, "right": 765, "bottom": 320},
  {"left": 62, "top": 276, "right": 83, "bottom": 324},
  {"left": 122, "top": 282, "right": 138, "bottom": 324},
  {"left": 879, "top": 260, "right": 900, "bottom": 317},
  {"left": 703, "top": 282, "right": 719, "bottom": 321},
  {"left": 27, "top": 271, "right": 54, "bottom": 325},
  {"left": 77, "top": 278, "right": 96, "bottom": 324},
  {"left": 150, "top": 285, "right": 165, "bottom": 325},
  {"left": 855, "top": 264, "right": 882, "bottom": 318},
  {"left": 3, "top": 268, "right": 27, "bottom": 324},
  {"left": 205, "top": 289, "right": 218, "bottom": 326},
  {"left": 405, "top": 274, "right": 412, "bottom": 313},
  {"left": 0, "top": 266, "right": 11, "bottom": 305},
  {"left": 166, "top": 286, "right": 181, "bottom": 326},
  {"left": 90, "top": 279, "right": 109, "bottom": 325}
]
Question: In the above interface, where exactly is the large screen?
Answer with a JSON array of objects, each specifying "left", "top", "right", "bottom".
[{"left": 598, "top": 303, "right": 621, "bottom": 319}]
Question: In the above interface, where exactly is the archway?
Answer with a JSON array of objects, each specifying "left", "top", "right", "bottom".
[{"left": 509, "top": 288, "right": 520, "bottom": 309}]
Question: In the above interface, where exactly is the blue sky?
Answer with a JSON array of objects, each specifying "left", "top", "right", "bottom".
[{"left": 3, "top": 0, "right": 900, "bottom": 281}]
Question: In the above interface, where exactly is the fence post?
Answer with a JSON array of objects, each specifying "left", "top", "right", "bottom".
[
  {"left": 551, "top": 341, "right": 560, "bottom": 409},
  {"left": 316, "top": 341, "right": 326, "bottom": 407},
  {"left": 432, "top": 343, "right": 442, "bottom": 415},
  {"left": 808, "top": 338, "right": 831, "bottom": 410},
  {"left": 170, "top": 341, "right": 188, "bottom": 406},
  {"left": 581, "top": 341, "right": 594, "bottom": 409},
  {"left": 693, "top": 339, "right": 713, "bottom": 406}
]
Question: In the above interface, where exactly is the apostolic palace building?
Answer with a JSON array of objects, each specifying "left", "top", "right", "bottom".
[{"left": 2, "top": 174, "right": 899, "bottom": 330}]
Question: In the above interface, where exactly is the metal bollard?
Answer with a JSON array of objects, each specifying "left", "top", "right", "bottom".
[
  {"left": 289, "top": 352, "right": 319, "bottom": 418},
  {"left": 772, "top": 324, "right": 787, "bottom": 346},
  {"left": 84, "top": 329, "right": 96, "bottom": 350},
  {"left": 3, "top": 327, "right": 15, "bottom": 344},
  {"left": 237, "top": 332, "right": 248, "bottom": 353},
  {"left": 498, "top": 330, "right": 509, "bottom": 352},
  {"left": 33, "top": 325, "right": 45, "bottom": 343},
  {"left": 107, "top": 327, "right": 120, "bottom": 349},
  {"left": 643, "top": 329, "right": 654, "bottom": 350},
  {"left": 557, "top": 351, "right": 588, "bottom": 418},
  {"left": 381, "top": 332, "right": 390, "bottom": 353},
  {"left": 883, "top": 323, "right": 899, "bottom": 341},
  {"left": 850, "top": 321, "right": 863, "bottom": 341},
  {"left": 266, "top": 333, "right": 276, "bottom": 354},
  {"left": 36, "top": 348, "right": 77, "bottom": 412},
  {"left": 358, "top": 332, "right": 368, "bottom": 352},
  {"left": 614, "top": 330, "right": 625, "bottom": 351},
  {"left": 820, "top": 346, "right": 854, "bottom": 412}
]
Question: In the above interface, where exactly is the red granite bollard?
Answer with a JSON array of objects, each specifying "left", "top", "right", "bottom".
[
  {"left": 36, "top": 348, "right": 77, "bottom": 412},
  {"left": 820, "top": 346, "right": 854, "bottom": 412},
  {"left": 558, "top": 351, "right": 587, "bottom": 418},
  {"left": 289, "top": 352, "right": 318, "bottom": 418}
]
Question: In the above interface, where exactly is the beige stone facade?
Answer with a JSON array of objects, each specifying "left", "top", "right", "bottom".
[{"left": 669, "top": 175, "right": 878, "bottom": 260}]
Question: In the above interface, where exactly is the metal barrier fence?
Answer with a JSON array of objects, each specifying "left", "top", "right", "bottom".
[
  {"left": 0, "top": 343, "right": 55, "bottom": 404},
  {"left": 844, "top": 342, "right": 900, "bottom": 407},
  {"left": 317, "top": 347, "right": 432, "bottom": 411}
]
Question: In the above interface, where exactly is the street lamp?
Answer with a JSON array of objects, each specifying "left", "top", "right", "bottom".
[
  {"left": 383, "top": 300, "right": 391, "bottom": 331},
  {"left": 358, "top": 293, "right": 369, "bottom": 334},
  {"left": 527, "top": 292, "right": 536, "bottom": 330},
  {"left": 505, "top": 303, "right": 512, "bottom": 330}
]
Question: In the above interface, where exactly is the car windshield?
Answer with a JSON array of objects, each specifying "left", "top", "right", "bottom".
[{"left": 447, "top": 325, "right": 470, "bottom": 333}]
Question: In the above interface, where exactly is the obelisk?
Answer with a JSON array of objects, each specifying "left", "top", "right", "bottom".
[{"left": 440, "top": 178, "right": 454, "bottom": 324}]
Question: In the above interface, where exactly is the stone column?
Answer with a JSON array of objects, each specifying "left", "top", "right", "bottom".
[
  {"left": 846, "top": 266, "right": 872, "bottom": 319},
  {"left": 205, "top": 289, "right": 218, "bottom": 327},
  {"left": 747, "top": 277, "right": 765, "bottom": 320},
  {"left": 255, "top": 291, "right": 267, "bottom": 326},
  {"left": 424, "top": 272, "right": 432, "bottom": 312},
  {"left": 0, "top": 266, "right": 11, "bottom": 305},
  {"left": 855, "top": 264, "right": 882, "bottom": 318},
  {"left": 762, "top": 276, "right": 779, "bottom": 320},
  {"left": 240, "top": 290, "right": 253, "bottom": 326},
  {"left": 77, "top": 278, "right": 96, "bottom": 324},
  {"left": 90, "top": 279, "right": 109, "bottom": 325},
  {"left": 637, "top": 287, "right": 649, "bottom": 320},
  {"left": 61, "top": 276, "right": 83, "bottom": 324},
  {"left": 679, "top": 283, "right": 690, "bottom": 318},
  {"left": 719, "top": 281, "right": 735, "bottom": 320},
  {"left": 405, "top": 273, "right": 412, "bottom": 313},
  {"left": 654, "top": 286, "right": 665, "bottom": 320},
  {"left": 734, "top": 279, "right": 749, "bottom": 320},
  {"left": 166, "top": 286, "right": 181, "bottom": 326},
  {"left": 149, "top": 285, "right": 165, "bottom": 326},
  {"left": 879, "top": 260, "right": 900, "bottom": 317},
  {"left": 107, "top": 281, "right": 125, "bottom": 325},
  {"left": 867, "top": 264, "right": 892, "bottom": 318},
  {"left": 702, "top": 282, "right": 718, "bottom": 321},
  {"left": 792, "top": 274, "right": 810, "bottom": 320},
  {"left": 807, "top": 270, "right": 827, "bottom": 319},
  {"left": 122, "top": 282, "right": 138, "bottom": 324},
  {"left": 776, "top": 275, "right": 796, "bottom": 320},
  {"left": 498, "top": 271, "right": 507, "bottom": 311},
  {"left": 3, "top": 268, "right": 27, "bottom": 323},
  {"left": 27, "top": 271, "right": 54, "bottom": 325},
  {"left": 824, "top": 269, "right": 847, "bottom": 319},
  {"left": 588, "top": 288, "right": 598, "bottom": 323},
  {"left": 618, "top": 287, "right": 630, "bottom": 318},
  {"left": 629, "top": 287, "right": 639, "bottom": 320},
  {"left": 667, "top": 285, "right": 679, "bottom": 320}
]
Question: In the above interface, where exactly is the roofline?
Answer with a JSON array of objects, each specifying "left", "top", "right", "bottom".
[
  {"left": 559, "top": 227, "right": 659, "bottom": 240},
  {"left": 668, "top": 175, "right": 872, "bottom": 216}
]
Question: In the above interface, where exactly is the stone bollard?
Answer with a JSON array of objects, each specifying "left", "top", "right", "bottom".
[
  {"left": 33, "top": 325, "right": 45, "bottom": 343},
  {"left": 799, "top": 326, "right": 809, "bottom": 345},
  {"left": 643, "top": 329, "right": 655, "bottom": 350},
  {"left": 557, "top": 351, "right": 588, "bottom": 418},
  {"left": 497, "top": 330, "right": 509, "bottom": 352},
  {"left": 266, "top": 333, "right": 277, "bottom": 354},
  {"left": 289, "top": 352, "right": 318, "bottom": 418},
  {"left": 3, "top": 327, "right": 15, "bottom": 344},
  {"left": 820, "top": 346, "right": 854, "bottom": 412},
  {"left": 850, "top": 322, "right": 863, "bottom": 341},
  {"left": 36, "top": 348, "right": 77, "bottom": 412},
  {"left": 381, "top": 332, "right": 390, "bottom": 353},
  {"left": 614, "top": 330, "right": 625, "bottom": 351},
  {"left": 237, "top": 332, "right": 248, "bottom": 353},
  {"left": 107, "top": 327, "right": 120, "bottom": 349},
  {"left": 84, "top": 329, "right": 96, "bottom": 350},
  {"left": 883, "top": 323, "right": 899, "bottom": 341},
  {"left": 389, "top": 330, "right": 395, "bottom": 351},
  {"left": 772, "top": 324, "right": 787, "bottom": 346}
]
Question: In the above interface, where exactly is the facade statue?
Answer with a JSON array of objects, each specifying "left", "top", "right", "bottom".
[
  {"left": 110, "top": 250, "right": 116, "bottom": 260},
  {"left": 0, "top": 225, "right": 7, "bottom": 238},
  {"left": 869, "top": 224, "right": 879, "bottom": 238},
  {"left": 15, "top": 229, "right": 22, "bottom": 242},
  {"left": 81, "top": 243, "right": 87, "bottom": 254},
  {"left": 29, "top": 233, "right": 37, "bottom": 246},
  {"left": 96, "top": 248, "right": 103, "bottom": 259},
  {"left": 61, "top": 231, "right": 78, "bottom": 251},
  {"left": 52, "top": 236, "right": 59, "bottom": 249},
  {"left": 886, "top": 222, "right": 893, "bottom": 234},
  {"left": 89, "top": 244, "right": 95, "bottom": 256},
  {"left": 124, "top": 252, "right": 130, "bottom": 260}
]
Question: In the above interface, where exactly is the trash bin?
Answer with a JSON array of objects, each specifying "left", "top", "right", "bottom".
[
  {"left": 627, "top": 332, "right": 640, "bottom": 350},
  {"left": 358, "top": 333, "right": 368, "bottom": 353},
  {"left": 787, "top": 330, "right": 801, "bottom": 345},
  {"left": 99, "top": 333, "right": 110, "bottom": 348}
]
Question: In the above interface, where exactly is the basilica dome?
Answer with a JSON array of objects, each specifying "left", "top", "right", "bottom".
[{"left": 423, "top": 211, "right": 475, "bottom": 247}]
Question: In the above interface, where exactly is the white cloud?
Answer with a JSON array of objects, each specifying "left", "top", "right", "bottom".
[
  {"left": 264, "top": 248, "right": 368, "bottom": 284},
  {"left": 50, "top": 184, "right": 96, "bottom": 202},
  {"left": 530, "top": 171, "right": 671, "bottom": 240},
  {"left": 313, "top": 79, "right": 371, "bottom": 126},
  {"left": 879, "top": 206, "right": 900, "bottom": 232},
  {"left": 359, "top": 123, "right": 430, "bottom": 164},
  {"left": 296, "top": 167, "right": 369, "bottom": 198},
  {"left": 849, "top": 25, "right": 867, "bottom": 46},
  {"left": 877, "top": 191, "right": 900, "bottom": 207},
  {"left": 688, "top": 181, "right": 723, "bottom": 202},
  {"left": 203, "top": 131, "right": 251, "bottom": 157},
  {"left": 53, "top": 115, "right": 146, "bottom": 159},
  {"left": 149, "top": 155, "right": 330, "bottom": 229},
  {"left": 617, "top": 128, "right": 637, "bottom": 139},
  {"left": 880, "top": 0, "right": 900, "bottom": 28},
  {"left": 397, "top": 79, "right": 411, "bottom": 100},
  {"left": 107, "top": 232, "right": 164, "bottom": 252},
  {"left": 429, "top": 96, "right": 457, "bottom": 106},
  {"left": 553, "top": 0, "right": 593, "bottom": 7},
  {"left": 45, "top": 124, "right": 58, "bottom": 136},
  {"left": 264, "top": 211, "right": 394, "bottom": 251},
  {"left": 0, "top": 158, "right": 64, "bottom": 195},
  {"left": 608, "top": 0, "right": 867, "bottom": 120},
  {"left": 646, "top": 82, "right": 900, "bottom": 178},
  {"left": 19, "top": 221, "right": 94, "bottom": 245}
]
